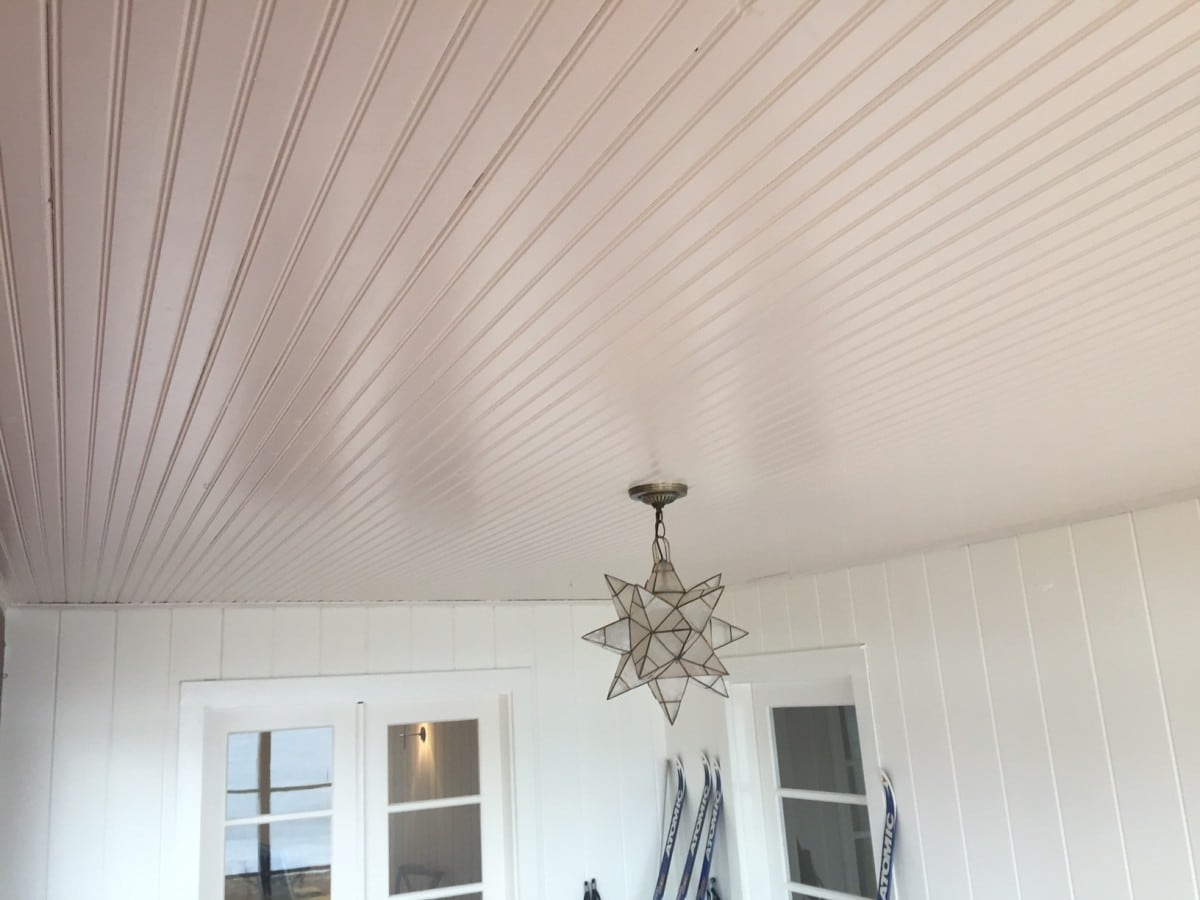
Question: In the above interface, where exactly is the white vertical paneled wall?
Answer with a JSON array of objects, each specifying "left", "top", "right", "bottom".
[
  {"left": 3, "top": 499, "right": 1200, "bottom": 900},
  {"left": 0, "top": 600, "right": 666, "bottom": 900},
  {"left": 720, "top": 499, "right": 1200, "bottom": 900}
]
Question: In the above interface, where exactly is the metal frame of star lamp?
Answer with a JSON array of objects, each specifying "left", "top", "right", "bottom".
[{"left": 582, "top": 483, "right": 748, "bottom": 724}]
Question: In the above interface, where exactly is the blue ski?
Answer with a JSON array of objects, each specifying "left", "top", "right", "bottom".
[
  {"left": 694, "top": 758, "right": 722, "bottom": 900},
  {"left": 652, "top": 757, "right": 687, "bottom": 900},
  {"left": 674, "top": 756, "right": 713, "bottom": 900},
  {"left": 876, "top": 770, "right": 897, "bottom": 900}
]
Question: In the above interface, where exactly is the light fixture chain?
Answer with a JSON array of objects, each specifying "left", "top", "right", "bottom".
[{"left": 653, "top": 505, "right": 672, "bottom": 561}]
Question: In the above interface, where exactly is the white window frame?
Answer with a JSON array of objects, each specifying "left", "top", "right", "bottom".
[
  {"left": 174, "top": 669, "right": 535, "bottom": 900},
  {"left": 364, "top": 694, "right": 505, "bottom": 899},
  {"left": 199, "top": 701, "right": 362, "bottom": 899},
  {"left": 723, "top": 647, "right": 884, "bottom": 900}
]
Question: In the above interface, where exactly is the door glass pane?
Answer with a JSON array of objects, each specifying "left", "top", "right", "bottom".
[
  {"left": 224, "top": 816, "right": 331, "bottom": 899},
  {"left": 782, "top": 798, "right": 874, "bottom": 896},
  {"left": 226, "top": 727, "right": 333, "bottom": 818},
  {"left": 773, "top": 706, "right": 864, "bottom": 794},
  {"left": 387, "top": 719, "right": 479, "bottom": 804},
  {"left": 388, "top": 804, "right": 482, "bottom": 893}
]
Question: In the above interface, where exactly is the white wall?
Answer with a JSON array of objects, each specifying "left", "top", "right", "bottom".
[
  {"left": 0, "top": 601, "right": 676, "bottom": 900},
  {"left": 663, "top": 686, "right": 741, "bottom": 897},
  {"left": 714, "top": 500, "right": 1200, "bottom": 899},
  {"left": 3, "top": 499, "right": 1199, "bottom": 900}
]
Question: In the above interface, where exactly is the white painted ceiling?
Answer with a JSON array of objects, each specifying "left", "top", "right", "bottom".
[{"left": 1, "top": 0, "right": 1198, "bottom": 605}]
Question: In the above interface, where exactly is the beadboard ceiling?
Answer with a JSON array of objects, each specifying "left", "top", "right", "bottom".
[{"left": 0, "top": 0, "right": 1198, "bottom": 605}]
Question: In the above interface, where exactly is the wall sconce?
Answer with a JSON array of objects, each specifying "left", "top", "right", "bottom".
[{"left": 398, "top": 725, "right": 427, "bottom": 748}]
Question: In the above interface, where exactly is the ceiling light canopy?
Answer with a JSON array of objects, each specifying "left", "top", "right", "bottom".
[{"left": 583, "top": 483, "right": 747, "bottom": 724}]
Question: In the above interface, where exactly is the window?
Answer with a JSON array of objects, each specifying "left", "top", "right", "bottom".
[
  {"left": 724, "top": 647, "right": 884, "bottom": 900},
  {"left": 365, "top": 698, "right": 506, "bottom": 900},
  {"left": 178, "top": 673, "right": 525, "bottom": 900},
  {"left": 769, "top": 704, "right": 874, "bottom": 899},
  {"left": 195, "top": 703, "right": 360, "bottom": 900},
  {"left": 223, "top": 726, "right": 335, "bottom": 899}
]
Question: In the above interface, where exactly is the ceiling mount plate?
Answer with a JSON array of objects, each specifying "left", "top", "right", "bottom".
[{"left": 628, "top": 482, "right": 688, "bottom": 508}]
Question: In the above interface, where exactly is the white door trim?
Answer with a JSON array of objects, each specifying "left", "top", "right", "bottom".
[{"left": 722, "top": 646, "right": 884, "bottom": 900}]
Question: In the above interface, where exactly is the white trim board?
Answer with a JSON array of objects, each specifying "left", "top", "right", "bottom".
[{"left": 723, "top": 646, "right": 883, "bottom": 900}]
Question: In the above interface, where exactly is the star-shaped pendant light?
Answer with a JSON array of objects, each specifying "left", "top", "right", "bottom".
[{"left": 583, "top": 483, "right": 747, "bottom": 724}]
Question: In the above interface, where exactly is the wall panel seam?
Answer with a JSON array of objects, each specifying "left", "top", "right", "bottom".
[
  {"left": 155, "top": 609, "right": 179, "bottom": 898},
  {"left": 40, "top": 611, "right": 62, "bottom": 897},
  {"left": 1065, "top": 525, "right": 1134, "bottom": 895},
  {"left": 964, "top": 546, "right": 1022, "bottom": 899},
  {"left": 1126, "top": 513, "right": 1200, "bottom": 895},
  {"left": 920, "top": 553, "right": 974, "bottom": 900},
  {"left": 97, "top": 608, "right": 120, "bottom": 895},
  {"left": 1013, "top": 539, "right": 1075, "bottom": 898}
]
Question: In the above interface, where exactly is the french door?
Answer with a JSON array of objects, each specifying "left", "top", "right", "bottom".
[{"left": 195, "top": 692, "right": 506, "bottom": 899}]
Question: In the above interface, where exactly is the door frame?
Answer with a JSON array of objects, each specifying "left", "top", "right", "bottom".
[{"left": 723, "top": 646, "right": 884, "bottom": 899}]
